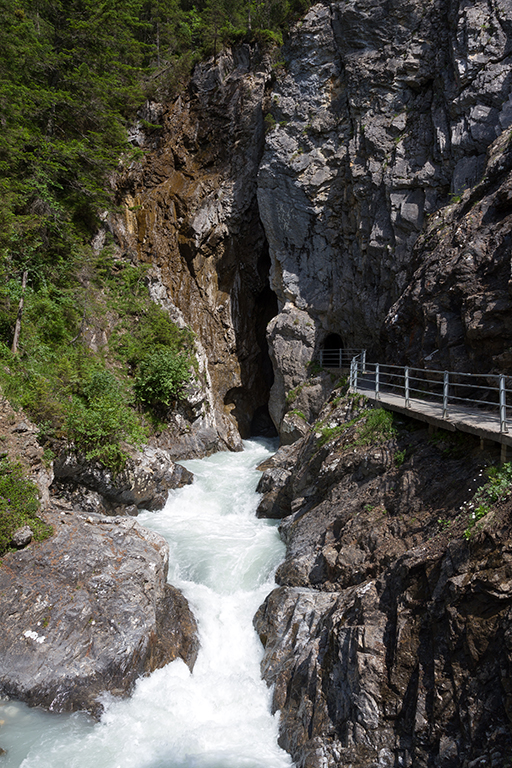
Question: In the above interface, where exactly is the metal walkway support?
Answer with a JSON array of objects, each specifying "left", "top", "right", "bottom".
[{"left": 347, "top": 355, "right": 512, "bottom": 458}]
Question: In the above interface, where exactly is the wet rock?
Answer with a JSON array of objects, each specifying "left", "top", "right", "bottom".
[
  {"left": 0, "top": 509, "right": 198, "bottom": 716},
  {"left": 53, "top": 446, "right": 193, "bottom": 514},
  {"left": 256, "top": 442, "right": 301, "bottom": 519},
  {"left": 255, "top": 391, "right": 512, "bottom": 767}
]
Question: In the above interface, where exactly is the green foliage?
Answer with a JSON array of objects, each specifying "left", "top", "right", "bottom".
[
  {"left": 463, "top": 462, "right": 512, "bottom": 539},
  {"left": 286, "top": 384, "right": 303, "bottom": 404},
  {"left": 113, "top": 301, "right": 194, "bottom": 369},
  {"left": 264, "top": 112, "right": 277, "bottom": 132},
  {"left": 353, "top": 408, "right": 396, "bottom": 446},
  {"left": 134, "top": 349, "right": 192, "bottom": 412},
  {"left": 0, "top": 0, "right": 311, "bottom": 469},
  {"left": 316, "top": 407, "right": 396, "bottom": 449},
  {"left": 307, "top": 360, "right": 324, "bottom": 376},
  {"left": 0, "top": 457, "right": 52, "bottom": 556},
  {"left": 317, "top": 423, "right": 345, "bottom": 447},
  {"left": 66, "top": 369, "right": 147, "bottom": 473},
  {"left": 394, "top": 448, "right": 406, "bottom": 467},
  {"left": 289, "top": 409, "right": 307, "bottom": 421}
]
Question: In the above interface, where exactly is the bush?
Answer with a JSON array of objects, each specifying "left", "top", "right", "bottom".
[
  {"left": 463, "top": 462, "right": 512, "bottom": 539},
  {"left": 0, "top": 457, "right": 52, "bottom": 556},
  {"left": 66, "top": 369, "right": 146, "bottom": 473},
  {"left": 134, "top": 349, "right": 192, "bottom": 413},
  {"left": 112, "top": 302, "right": 194, "bottom": 369},
  {"left": 354, "top": 408, "right": 396, "bottom": 446}
]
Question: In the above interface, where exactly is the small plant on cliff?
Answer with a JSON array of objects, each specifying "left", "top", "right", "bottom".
[
  {"left": 463, "top": 462, "right": 512, "bottom": 539},
  {"left": 353, "top": 408, "right": 396, "bottom": 446},
  {"left": 134, "top": 349, "right": 193, "bottom": 416},
  {"left": 289, "top": 409, "right": 307, "bottom": 421},
  {"left": 307, "top": 360, "right": 324, "bottom": 375},
  {"left": 0, "top": 457, "right": 52, "bottom": 557}
]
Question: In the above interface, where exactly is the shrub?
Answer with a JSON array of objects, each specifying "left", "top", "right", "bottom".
[
  {"left": 0, "top": 457, "right": 52, "bottom": 556},
  {"left": 463, "top": 462, "right": 512, "bottom": 539},
  {"left": 66, "top": 369, "right": 146, "bottom": 473},
  {"left": 354, "top": 408, "right": 396, "bottom": 446},
  {"left": 134, "top": 349, "right": 192, "bottom": 413}
]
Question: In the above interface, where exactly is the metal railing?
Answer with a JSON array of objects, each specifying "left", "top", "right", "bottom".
[
  {"left": 320, "top": 348, "right": 366, "bottom": 369},
  {"left": 349, "top": 357, "right": 512, "bottom": 434}
]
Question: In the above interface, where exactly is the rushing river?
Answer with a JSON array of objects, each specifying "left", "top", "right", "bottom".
[{"left": 1, "top": 439, "right": 293, "bottom": 768}]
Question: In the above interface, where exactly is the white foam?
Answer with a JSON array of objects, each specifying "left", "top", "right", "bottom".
[{"left": 4, "top": 439, "right": 293, "bottom": 768}]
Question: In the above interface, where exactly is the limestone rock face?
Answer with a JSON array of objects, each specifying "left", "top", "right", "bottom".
[
  {"left": 257, "top": 0, "right": 512, "bottom": 429},
  {"left": 110, "top": 46, "right": 278, "bottom": 454},
  {"left": 0, "top": 508, "right": 199, "bottom": 717},
  {"left": 255, "top": 390, "right": 512, "bottom": 767},
  {"left": 384, "top": 128, "right": 512, "bottom": 374},
  {"left": 52, "top": 445, "right": 193, "bottom": 515}
]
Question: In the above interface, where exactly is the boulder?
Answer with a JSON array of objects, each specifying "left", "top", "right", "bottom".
[
  {"left": 53, "top": 445, "right": 193, "bottom": 514},
  {"left": 11, "top": 526, "right": 33, "bottom": 548},
  {"left": 0, "top": 507, "right": 199, "bottom": 716}
]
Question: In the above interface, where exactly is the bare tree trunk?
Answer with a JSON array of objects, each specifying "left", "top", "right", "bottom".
[
  {"left": 11, "top": 270, "right": 28, "bottom": 356},
  {"left": 156, "top": 18, "right": 160, "bottom": 68}
]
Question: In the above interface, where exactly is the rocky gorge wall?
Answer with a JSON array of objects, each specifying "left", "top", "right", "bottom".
[
  {"left": 259, "top": 0, "right": 512, "bottom": 435},
  {"left": 108, "top": 0, "right": 512, "bottom": 448},
  {"left": 109, "top": 47, "right": 279, "bottom": 456},
  {"left": 254, "top": 390, "right": 512, "bottom": 768}
]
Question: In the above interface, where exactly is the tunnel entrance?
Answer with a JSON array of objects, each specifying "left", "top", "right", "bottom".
[
  {"left": 320, "top": 333, "right": 345, "bottom": 368},
  {"left": 223, "top": 243, "right": 278, "bottom": 439}
]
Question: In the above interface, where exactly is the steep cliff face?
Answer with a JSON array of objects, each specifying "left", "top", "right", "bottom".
[
  {"left": 110, "top": 47, "right": 278, "bottom": 456},
  {"left": 385, "top": 128, "right": 512, "bottom": 374},
  {"left": 108, "top": 0, "right": 511, "bottom": 447},
  {"left": 258, "top": 0, "right": 512, "bottom": 433},
  {"left": 255, "top": 392, "right": 512, "bottom": 768}
]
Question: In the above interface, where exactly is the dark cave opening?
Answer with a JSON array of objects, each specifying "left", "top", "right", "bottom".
[
  {"left": 223, "top": 246, "right": 278, "bottom": 439},
  {"left": 250, "top": 280, "right": 278, "bottom": 438},
  {"left": 320, "top": 333, "right": 345, "bottom": 368}
]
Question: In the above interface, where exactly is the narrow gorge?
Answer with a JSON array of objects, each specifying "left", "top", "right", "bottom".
[{"left": 1, "top": 0, "right": 512, "bottom": 766}]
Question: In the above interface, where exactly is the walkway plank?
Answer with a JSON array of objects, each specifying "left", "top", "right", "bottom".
[{"left": 353, "top": 384, "right": 512, "bottom": 449}]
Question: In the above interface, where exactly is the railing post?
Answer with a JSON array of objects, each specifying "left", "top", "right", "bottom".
[
  {"left": 349, "top": 359, "right": 354, "bottom": 390},
  {"left": 500, "top": 375, "right": 508, "bottom": 433},
  {"left": 405, "top": 366, "right": 410, "bottom": 407},
  {"left": 375, "top": 363, "right": 380, "bottom": 400},
  {"left": 354, "top": 358, "right": 358, "bottom": 389},
  {"left": 442, "top": 371, "right": 449, "bottom": 418},
  {"left": 362, "top": 350, "right": 366, "bottom": 371}
]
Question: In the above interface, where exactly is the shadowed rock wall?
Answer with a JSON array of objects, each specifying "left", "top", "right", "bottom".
[
  {"left": 257, "top": 0, "right": 512, "bottom": 435},
  {"left": 110, "top": 46, "right": 278, "bottom": 455}
]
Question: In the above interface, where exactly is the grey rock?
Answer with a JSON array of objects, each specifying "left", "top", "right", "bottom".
[
  {"left": 11, "top": 526, "right": 33, "bottom": 548},
  {"left": 53, "top": 446, "right": 193, "bottom": 513},
  {"left": 0, "top": 509, "right": 198, "bottom": 716},
  {"left": 257, "top": 0, "right": 512, "bottom": 430},
  {"left": 255, "top": 391, "right": 512, "bottom": 767}
]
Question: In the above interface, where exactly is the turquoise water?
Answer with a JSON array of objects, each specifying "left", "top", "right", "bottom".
[{"left": 1, "top": 439, "right": 292, "bottom": 768}]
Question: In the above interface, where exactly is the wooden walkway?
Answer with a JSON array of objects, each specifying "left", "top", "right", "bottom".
[{"left": 353, "top": 383, "right": 512, "bottom": 460}]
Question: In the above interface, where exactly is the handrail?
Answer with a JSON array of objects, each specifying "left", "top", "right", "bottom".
[
  {"left": 348, "top": 354, "right": 512, "bottom": 434},
  {"left": 319, "top": 348, "right": 366, "bottom": 369}
]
